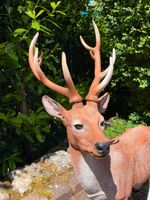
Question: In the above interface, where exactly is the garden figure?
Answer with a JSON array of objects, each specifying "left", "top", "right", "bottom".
[{"left": 28, "top": 21, "right": 150, "bottom": 200}]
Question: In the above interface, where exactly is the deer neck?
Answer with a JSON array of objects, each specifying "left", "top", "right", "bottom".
[{"left": 68, "top": 145, "right": 117, "bottom": 199}]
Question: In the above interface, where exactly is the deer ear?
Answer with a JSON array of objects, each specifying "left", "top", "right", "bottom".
[
  {"left": 98, "top": 93, "right": 110, "bottom": 113},
  {"left": 42, "top": 95, "right": 66, "bottom": 120}
]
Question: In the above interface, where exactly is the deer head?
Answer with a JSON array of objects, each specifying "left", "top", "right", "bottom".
[{"left": 28, "top": 21, "right": 116, "bottom": 158}]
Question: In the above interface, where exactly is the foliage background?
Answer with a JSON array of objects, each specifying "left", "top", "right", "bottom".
[{"left": 0, "top": 0, "right": 150, "bottom": 178}]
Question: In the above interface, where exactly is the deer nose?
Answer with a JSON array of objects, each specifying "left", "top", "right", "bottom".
[{"left": 95, "top": 142, "right": 110, "bottom": 156}]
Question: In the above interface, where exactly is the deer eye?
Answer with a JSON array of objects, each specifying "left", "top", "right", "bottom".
[
  {"left": 100, "top": 121, "right": 106, "bottom": 127},
  {"left": 74, "top": 124, "right": 84, "bottom": 130}
]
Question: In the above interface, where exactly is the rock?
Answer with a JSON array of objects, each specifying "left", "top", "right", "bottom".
[
  {"left": 22, "top": 193, "right": 48, "bottom": 200},
  {"left": 10, "top": 150, "right": 72, "bottom": 195},
  {"left": 41, "top": 150, "right": 72, "bottom": 169},
  {"left": 0, "top": 188, "right": 9, "bottom": 200},
  {"left": 11, "top": 171, "right": 33, "bottom": 193},
  {"left": 7, "top": 150, "right": 88, "bottom": 200}
]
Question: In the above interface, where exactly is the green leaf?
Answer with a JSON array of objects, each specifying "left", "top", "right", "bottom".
[
  {"left": 36, "top": 107, "right": 44, "bottom": 114},
  {"left": 17, "top": 6, "right": 25, "bottom": 14},
  {"left": 10, "top": 117, "right": 22, "bottom": 128},
  {"left": 13, "top": 156, "right": 23, "bottom": 163},
  {"left": 25, "top": 9, "right": 36, "bottom": 19},
  {"left": 2, "top": 94, "right": 22, "bottom": 103},
  {"left": 32, "top": 126, "right": 44, "bottom": 142},
  {"left": 13, "top": 28, "right": 27, "bottom": 37},
  {"left": 23, "top": 72, "right": 33, "bottom": 83},
  {"left": 55, "top": 10, "right": 66, "bottom": 16},
  {"left": 48, "top": 20, "right": 61, "bottom": 29},
  {"left": 4, "top": 42, "right": 14, "bottom": 53},
  {"left": 16, "top": 128, "right": 22, "bottom": 136},
  {"left": 42, "top": 125, "right": 50, "bottom": 133},
  {"left": 36, "top": 133, "right": 44, "bottom": 142},
  {"left": 31, "top": 20, "right": 40, "bottom": 30},
  {"left": 29, "top": 113, "right": 36, "bottom": 124},
  {"left": 37, "top": 84, "right": 44, "bottom": 94},
  {"left": 2, "top": 161, "right": 8, "bottom": 176},
  {"left": 7, "top": 108, "right": 16, "bottom": 117},
  {"left": 8, "top": 159, "right": 15, "bottom": 170},
  {"left": 40, "top": 24, "right": 52, "bottom": 35},
  {"left": 24, "top": 133, "right": 34, "bottom": 143},
  {"left": 50, "top": 2, "right": 57, "bottom": 10},
  {"left": 36, "top": 9, "right": 45, "bottom": 18},
  {"left": 0, "top": 113, "right": 7, "bottom": 121},
  {"left": 37, "top": 111, "right": 49, "bottom": 119},
  {"left": 16, "top": 95, "right": 23, "bottom": 101},
  {"left": 4, "top": 42, "right": 18, "bottom": 62},
  {"left": 56, "top": 1, "right": 61, "bottom": 7},
  {"left": 8, "top": 52, "right": 19, "bottom": 62}
]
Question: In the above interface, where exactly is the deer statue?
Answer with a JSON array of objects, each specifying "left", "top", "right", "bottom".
[{"left": 28, "top": 21, "right": 150, "bottom": 200}]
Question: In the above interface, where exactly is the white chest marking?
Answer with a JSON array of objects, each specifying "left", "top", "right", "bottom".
[{"left": 77, "top": 155, "right": 107, "bottom": 199}]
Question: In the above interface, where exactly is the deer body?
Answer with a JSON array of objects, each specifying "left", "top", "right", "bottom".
[
  {"left": 70, "top": 125, "right": 150, "bottom": 200},
  {"left": 28, "top": 21, "right": 150, "bottom": 199}
]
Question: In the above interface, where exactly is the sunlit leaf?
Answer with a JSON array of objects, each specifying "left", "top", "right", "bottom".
[
  {"left": 25, "top": 9, "right": 35, "bottom": 19},
  {"left": 55, "top": 10, "right": 66, "bottom": 16},
  {"left": 36, "top": 9, "right": 45, "bottom": 18},
  {"left": 13, "top": 28, "right": 27, "bottom": 37},
  {"left": 31, "top": 20, "right": 40, "bottom": 30},
  {"left": 50, "top": 2, "right": 57, "bottom": 10}
]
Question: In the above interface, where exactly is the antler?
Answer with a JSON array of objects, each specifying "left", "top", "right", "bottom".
[
  {"left": 80, "top": 20, "right": 116, "bottom": 102},
  {"left": 28, "top": 33, "right": 82, "bottom": 103}
]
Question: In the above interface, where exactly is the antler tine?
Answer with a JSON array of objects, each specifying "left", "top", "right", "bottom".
[
  {"left": 80, "top": 20, "right": 101, "bottom": 75},
  {"left": 61, "top": 52, "right": 82, "bottom": 102},
  {"left": 29, "top": 33, "right": 82, "bottom": 103},
  {"left": 94, "top": 48, "right": 116, "bottom": 96},
  {"left": 29, "top": 32, "right": 41, "bottom": 80},
  {"left": 86, "top": 48, "right": 116, "bottom": 101},
  {"left": 80, "top": 21, "right": 115, "bottom": 102}
]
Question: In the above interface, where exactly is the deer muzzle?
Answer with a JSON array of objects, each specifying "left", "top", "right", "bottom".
[
  {"left": 95, "top": 142, "right": 110, "bottom": 157},
  {"left": 95, "top": 139, "right": 119, "bottom": 158}
]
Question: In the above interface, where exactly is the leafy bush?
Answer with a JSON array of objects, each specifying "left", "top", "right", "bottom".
[
  {"left": 0, "top": 0, "right": 68, "bottom": 177},
  {"left": 0, "top": 0, "right": 89, "bottom": 178},
  {"left": 90, "top": 1, "right": 150, "bottom": 124},
  {"left": 105, "top": 117, "right": 136, "bottom": 139}
]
